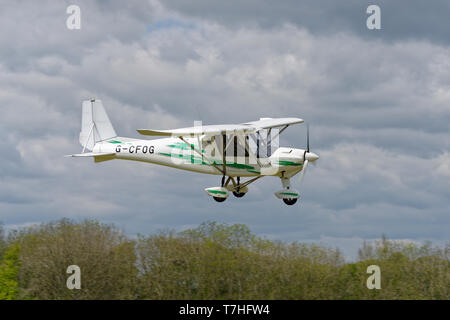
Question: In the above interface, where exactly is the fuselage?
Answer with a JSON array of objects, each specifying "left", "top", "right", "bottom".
[{"left": 92, "top": 136, "right": 309, "bottom": 178}]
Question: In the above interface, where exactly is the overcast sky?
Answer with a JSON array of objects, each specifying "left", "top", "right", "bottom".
[{"left": 0, "top": 0, "right": 449, "bottom": 259}]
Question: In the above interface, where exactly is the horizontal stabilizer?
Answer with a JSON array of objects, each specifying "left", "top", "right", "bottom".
[
  {"left": 65, "top": 152, "right": 116, "bottom": 158},
  {"left": 65, "top": 152, "right": 116, "bottom": 163}
]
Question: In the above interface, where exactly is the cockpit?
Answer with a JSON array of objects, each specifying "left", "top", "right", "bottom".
[{"left": 201, "top": 129, "right": 278, "bottom": 160}]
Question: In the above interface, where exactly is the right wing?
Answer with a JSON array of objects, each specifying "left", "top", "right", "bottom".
[
  {"left": 136, "top": 117, "right": 304, "bottom": 137},
  {"left": 137, "top": 124, "right": 256, "bottom": 137}
]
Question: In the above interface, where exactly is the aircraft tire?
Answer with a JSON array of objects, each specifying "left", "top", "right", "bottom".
[
  {"left": 213, "top": 196, "right": 226, "bottom": 202},
  {"left": 233, "top": 192, "right": 246, "bottom": 198},
  {"left": 283, "top": 198, "right": 297, "bottom": 205}
]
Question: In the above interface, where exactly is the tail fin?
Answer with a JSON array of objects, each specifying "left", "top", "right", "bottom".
[{"left": 79, "top": 99, "right": 117, "bottom": 151}]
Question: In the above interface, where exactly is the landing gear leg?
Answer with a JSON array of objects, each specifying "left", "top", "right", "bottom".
[
  {"left": 212, "top": 175, "right": 228, "bottom": 202},
  {"left": 281, "top": 175, "right": 291, "bottom": 190},
  {"left": 279, "top": 175, "right": 299, "bottom": 205}
]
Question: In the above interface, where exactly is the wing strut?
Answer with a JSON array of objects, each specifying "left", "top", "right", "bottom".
[
  {"left": 268, "top": 125, "right": 289, "bottom": 144},
  {"left": 239, "top": 176, "right": 263, "bottom": 189},
  {"left": 222, "top": 134, "right": 227, "bottom": 177},
  {"left": 221, "top": 175, "right": 263, "bottom": 191}
]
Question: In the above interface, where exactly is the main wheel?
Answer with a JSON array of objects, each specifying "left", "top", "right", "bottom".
[
  {"left": 283, "top": 198, "right": 298, "bottom": 205},
  {"left": 213, "top": 196, "right": 226, "bottom": 202},
  {"left": 233, "top": 191, "right": 246, "bottom": 198}
]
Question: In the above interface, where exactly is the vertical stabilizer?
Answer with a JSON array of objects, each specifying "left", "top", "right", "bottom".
[{"left": 79, "top": 99, "right": 117, "bottom": 151}]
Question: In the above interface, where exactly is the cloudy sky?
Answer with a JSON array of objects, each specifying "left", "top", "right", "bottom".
[{"left": 0, "top": 0, "right": 449, "bottom": 259}]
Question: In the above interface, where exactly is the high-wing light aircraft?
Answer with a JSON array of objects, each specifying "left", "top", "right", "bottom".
[{"left": 67, "top": 99, "right": 319, "bottom": 205}]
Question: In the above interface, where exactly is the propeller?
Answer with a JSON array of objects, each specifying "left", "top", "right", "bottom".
[
  {"left": 299, "top": 124, "right": 317, "bottom": 184},
  {"left": 306, "top": 123, "right": 310, "bottom": 153},
  {"left": 298, "top": 158, "right": 309, "bottom": 184},
  {"left": 307, "top": 123, "right": 318, "bottom": 167}
]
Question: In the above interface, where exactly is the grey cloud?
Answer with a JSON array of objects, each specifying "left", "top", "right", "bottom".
[
  {"left": 0, "top": 0, "right": 159, "bottom": 72},
  {"left": 0, "top": 1, "right": 448, "bottom": 260},
  {"left": 162, "top": 0, "right": 450, "bottom": 45}
]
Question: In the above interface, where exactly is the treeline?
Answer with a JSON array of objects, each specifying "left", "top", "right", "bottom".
[{"left": 0, "top": 219, "right": 448, "bottom": 300}]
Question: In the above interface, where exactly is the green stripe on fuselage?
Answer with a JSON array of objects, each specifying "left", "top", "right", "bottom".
[
  {"left": 158, "top": 152, "right": 209, "bottom": 165},
  {"left": 276, "top": 160, "right": 302, "bottom": 166},
  {"left": 158, "top": 152, "right": 257, "bottom": 170},
  {"left": 167, "top": 142, "right": 205, "bottom": 153},
  {"left": 211, "top": 161, "right": 255, "bottom": 170}
]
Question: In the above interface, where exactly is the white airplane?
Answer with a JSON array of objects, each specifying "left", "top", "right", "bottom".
[{"left": 67, "top": 99, "right": 319, "bottom": 205}]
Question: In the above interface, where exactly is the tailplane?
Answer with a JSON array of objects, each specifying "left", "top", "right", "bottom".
[{"left": 79, "top": 99, "right": 117, "bottom": 151}]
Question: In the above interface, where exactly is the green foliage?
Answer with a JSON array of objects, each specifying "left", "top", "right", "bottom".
[
  {"left": 17, "top": 218, "right": 139, "bottom": 299},
  {"left": 0, "top": 219, "right": 448, "bottom": 300},
  {"left": 136, "top": 222, "right": 449, "bottom": 300},
  {"left": 0, "top": 225, "right": 4, "bottom": 263},
  {"left": 354, "top": 237, "right": 450, "bottom": 299},
  {"left": 0, "top": 242, "right": 20, "bottom": 300}
]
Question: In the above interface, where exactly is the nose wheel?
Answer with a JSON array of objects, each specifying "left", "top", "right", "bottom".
[{"left": 275, "top": 175, "right": 300, "bottom": 205}]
